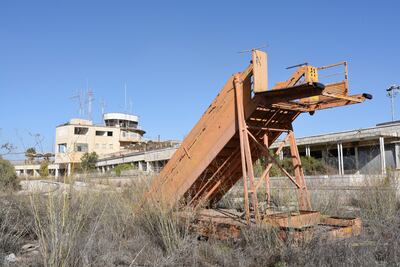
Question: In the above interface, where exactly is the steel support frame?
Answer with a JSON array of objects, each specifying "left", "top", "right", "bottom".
[
  {"left": 234, "top": 75, "right": 260, "bottom": 224},
  {"left": 234, "top": 74, "right": 312, "bottom": 225}
]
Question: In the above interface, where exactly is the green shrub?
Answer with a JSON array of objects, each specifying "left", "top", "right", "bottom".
[
  {"left": 300, "top": 156, "right": 327, "bottom": 175},
  {"left": 39, "top": 161, "right": 49, "bottom": 178},
  {"left": 114, "top": 163, "right": 132, "bottom": 176},
  {"left": 0, "top": 158, "right": 20, "bottom": 191},
  {"left": 80, "top": 152, "right": 98, "bottom": 172},
  {"left": 259, "top": 156, "right": 328, "bottom": 177}
]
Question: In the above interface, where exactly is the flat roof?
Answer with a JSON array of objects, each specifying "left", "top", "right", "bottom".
[
  {"left": 103, "top": 112, "right": 139, "bottom": 122},
  {"left": 271, "top": 121, "right": 400, "bottom": 148}
]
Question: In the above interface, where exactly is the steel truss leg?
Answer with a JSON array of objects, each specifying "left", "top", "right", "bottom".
[
  {"left": 234, "top": 74, "right": 312, "bottom": 223},
  {"left": 287, "top": 129, "right": 311, "bottom": 210},
  {"left": 263, "top": 134, "right": 271, "bottom": 207},
  {"left": 247, "top": 126, "right": 312, "bottom": 212},
  {"left": 234, "top": 74, "right": 261, "bottom": 224}
]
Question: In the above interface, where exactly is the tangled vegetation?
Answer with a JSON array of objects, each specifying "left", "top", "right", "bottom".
[
  {"left": 39, "top": 161, "right": 49, "bottom": 178},
  {"left": 0, "top": 174, "right": 399, "bottom": 266},
  {"left": 114, "top": 163, "right": 133, "bottom": 176},
  {"left": 254, "top": 156, "right": 328, "bottom": 177},
  {"left": 80, "top": 152, "right": 98, "bottom": 173},
  {"left": 0, "top": 158, "right": 20, "bottom": 191}
]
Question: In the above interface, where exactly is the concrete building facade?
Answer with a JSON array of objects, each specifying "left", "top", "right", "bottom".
[
  {"left": 272, "top": 121, "right": 400, "bottom": 175},
  {"left": 55, "top": 113, "right": 145, "bottom": 175},
  {"left": 95, "top": 145, "right": 179, "bottom": 173},
  {"left": 14, "top": 120, "right": 400, "bottom": 178}
]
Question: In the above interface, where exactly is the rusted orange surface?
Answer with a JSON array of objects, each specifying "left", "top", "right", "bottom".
[
  {"left": 147, "top": 50, "right": 369, "bottom": 239},
  {"left": 147, "top": 51, "right": 369, "bottom": 212}
]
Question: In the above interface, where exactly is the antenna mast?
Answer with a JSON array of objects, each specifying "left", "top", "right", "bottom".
[
  {"left": 124, "top": 83, "right": 127, "bottom": 113},
  {"left": 70, "top": 89, "right": 84, "bottom": 117},
  {"left": 87, "top": 89, "right": 94, "bottom": 121},
  {"left": 100, "top": 99, "right": 106, "bottom": 121}
]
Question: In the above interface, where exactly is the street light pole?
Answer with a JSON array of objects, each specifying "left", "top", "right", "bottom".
[
  {"left": 390, "top": 90, "right": 395, "bottom": 121},
  {"left": 387, "top": 85, "right": 400, "bottom": 121}
]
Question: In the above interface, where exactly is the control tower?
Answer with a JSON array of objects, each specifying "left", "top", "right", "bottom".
[{"left": 103, "top": 112, "right": 146, "bottom": 147}]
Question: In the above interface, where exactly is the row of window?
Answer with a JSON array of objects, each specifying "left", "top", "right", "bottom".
[
  {"left": 105, "top": 119, "right": 138, "bottom": 128},
  {"left": 74, "top": 127, "right": 113, "bottom": 137},
  {"left": 57, "top": 143, "right": 114, "bottom": 153},
  {"left": 96, "top": 130, "right": 113, "bottom": 137},
  {"left": 95, "top": 143, "right": 113, "bottom": 149},
  {"left": 121, "top": 131, "right": 139, "bottom": 138}
]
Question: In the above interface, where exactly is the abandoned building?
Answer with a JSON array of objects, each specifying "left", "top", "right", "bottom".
[
  {"left": 54, "top": 113, "right": 146, "bottom": 175},
  {"left": 274, "top": 121, "right": 400, "bottom": 175},
  {"left": 13, "top": 120, "right": 400, "bottom": 177}
]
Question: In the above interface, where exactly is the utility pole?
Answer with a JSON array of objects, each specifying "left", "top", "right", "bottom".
[{"left": 387, "top": 85, "right": 400, "bottom": 121}]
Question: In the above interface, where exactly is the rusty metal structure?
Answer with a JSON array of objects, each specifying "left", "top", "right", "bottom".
[{"left": 147, "top": 50, "right": 371, "bottom": 237}]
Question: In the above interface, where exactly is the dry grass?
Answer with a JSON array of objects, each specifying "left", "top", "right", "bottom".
[{"left": 0, "top": 174, "right": 399, "bottom": 266}]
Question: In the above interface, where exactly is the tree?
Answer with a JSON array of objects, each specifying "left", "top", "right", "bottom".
[
  {"left": 39, "top": 161, "right": 49, "bottom": 178},
  {"left": 25, "top": 147, "right": 36, "bottom": 163},
  {"left": 1, "top": 142, "right": 16, "bottom": 156},
  {"left": 0, "top": 158, "right": 20, "bottom": 191},
  {"left": 80, "top": 152, "right": 98, "bottom": 172}
]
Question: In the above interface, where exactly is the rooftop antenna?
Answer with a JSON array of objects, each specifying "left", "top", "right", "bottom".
[
  {"left": 100, "top": 99, "right": 106, "bottom": 116},
  {"left": 100, "top": 99, "right": 106, "bottom": 123},
  {"left": 81, "top": 89, "right": 85, "bottom": 117},
  {"left": 387, "top": 84, "right": 400, "bottom": 121},
  {"left": 87, "top": 89, "right": 94, "bottom": 121},
  {"left": 70, "top": 89, "right": 84, "bottom": 117},
  {"left": 124, "top": 83, "right": 127, "bottom": 113}
]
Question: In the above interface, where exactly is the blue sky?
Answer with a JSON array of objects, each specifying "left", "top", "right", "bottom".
[{"left": 0, "top": 0, "right": 399, "bottom": 158}]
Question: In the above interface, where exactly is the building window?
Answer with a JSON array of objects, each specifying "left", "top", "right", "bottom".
[
  {"left": 95, "top": 143, "right": 99, "bottom": 149},
  {"left": 74, "top": 143, "right": 88, "bottom": 152},
  {"left": 102, "top": 144, "right": 106, "bottom": 149},
  {"left": 74, "top": 127, "right": 89, "bottom": 135},
  {"left": 109, "top": 144, "right": 113, "bottom": 149},
  {"left": 96, "top": 131, "right": 106, "bottom": 136},
  {"left": 58, "top": 143, "right": 67, "bottom": 153},
  {"left": 107, "top": 131, "right": 113, "bottom": 136}
]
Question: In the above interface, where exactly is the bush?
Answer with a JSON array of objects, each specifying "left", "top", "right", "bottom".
[
  {"left": 0, "top": 158, "right": 20, "bottom": 191},
  {"left": 39, "top": 161, "right": 49, "bottom": 178},
  {"left": 0, "top": 174, "right": 397, "bottom": 266},
  {"left": 0, "top": 196, "right": 36, "bottom": 262},
  {"left": 80, "top": 152, "right": 98, "bottom": 172},
  {"left": 114, "top": 163, "right": 132, "bottom": 176},
  {"left": 264, "top": 156, "right": 328, "bottom": 177},
  {"left": 300, "top": 156, "right": 328, "bottom": 175},
  {"left": 28, "top": 180, "right": 184, "bottom": 266}
]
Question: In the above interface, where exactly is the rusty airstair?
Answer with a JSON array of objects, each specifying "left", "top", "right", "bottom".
[{"left": 147, "top": 50, "right": 371, "bottom": 237}]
